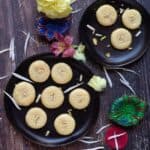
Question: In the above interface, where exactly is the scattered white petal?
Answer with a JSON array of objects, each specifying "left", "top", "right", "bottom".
[
  {"left": 19, "top": 3, "right": 23, "bottom": 8},
  {"left": 64, "top": 82, "right": 84, "bottom": 93},
  {"left": 12, "top": 73, "right": 33, "bottom": 83},
  {"left": 21, "top": 31, "right": 39, "bottom": 45},
  {"left": 9, "top": 38, "right": 15, "bottom": 61},
  {"left": 86, "top": 24, "right": 96, "bottom": 34},
  {"left": 19, "top": 0, "right": 24, "bottom": 8},
  {"left": 103, "top": 67, "right": 113, "bottom": 88},
  {"left": 95, "top": 33, "right": 103, "bottom": 37},
  {"left": 67, "top": 109, "right": 72, "bottom": 116},
  {"left": 135, "top": 30, "right": 142, "bottom": 37},
  {"left": 79, "top": 139, "right": 101, "bottom": 144},
  {"left": 120, "top": 79, "right": 136, "bottom": 95},
  {"left": 10, "top": 38, "right": 15, "bottom": 61},
  {"left": 24, "top": 32, "right": 31, "bottom": 56},
  {"left": 120, "top": 8, "right": 124, "bottom": 14},
  {"left": 0, "top": 48, "right": 10, "bottom": 54},
  {"left": 79, "top": 74, "right": 83, "bottom": 82},
  {"left": 0, "top": 75, "right": 9, "bottom": 80},
  {"left": 114, "top": 132, "right": 119, "bottom": 150},
  {"left": 118, "top": 68, "right": 138, "bottom": 75},
  {"left": 106, "top": 44, "right": 111, "bottom": 48},
  {"left": 3, "top": 91, "right": 21, "bottom": 110},
  {"left": 116, "top": 71, "right": 136, "bottom": 95},
  {"left": 82, "top": 136, "right": 95, "bottom": 140},
  {"left": 128, "top": 47, "right": 133, "bottom": 50},
  {"left": 82, "top": 146, "right": 104, "bottom": 150},
  {"left": 67, "top": 109, "right": 72, "bottom": 112},
  {"left": 35, "top": 94, "right": 41, "bottom": 103},
  {"left": 19, "top": 2, "right": 23, "bottom": 7},
  {"left": 45, "top": 130, "right": 50, "bottom": 136},
  {"left": 21, "top": 31, "right": 27, "bottom": 36},
  {"left": 106, "top": 67, "right": 139, "bottom": 75},
  {"left": 108, "top": 132, "right": 126, "bottom": 140},
  {"left": 72, "top": 8, "right": 82, "bottom": 14},
  {"left": 116, "top": 71, "right": 126, "bottom": 81},
  {"left": 9, "top": 38, "right": 16, "bottom": 71},
  {"left": 96, "top": 124, "right": 112, "bottom": 134}
]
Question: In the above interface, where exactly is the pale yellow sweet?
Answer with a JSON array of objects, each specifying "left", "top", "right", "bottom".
[
  {"left": 122, "top": 9, "right": 142, "bottom": 30},
  {"left": 29, "top": 60, "right": 50, "bottom": 83},
  {"left": 51, "top": 63, "right": 73, "bottom": 84},
  {"left": 36, "top": 0, "right": 72, "bottom": 19},
  {"left": 41, "top": 86, "right": 64, "bottom": 109},
  {"left": 96, "top": 4, "right": 118, "bottom": 26},
  {"left": 111, "top": 28, "right": 132, "bottom": 50},
  {"left": 54, "top": 114, "right": 76, "bottom": 135},
  {"left": 69, "top": 88, "right": 90, "bottom": 110},
  {"left": 13, "top": 82, "right": 36, "bottom": 106},
  {"left": 25, "top": 107, "right": 47, "bottom": 129}
]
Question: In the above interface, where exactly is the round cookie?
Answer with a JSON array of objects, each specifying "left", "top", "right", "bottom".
[
  {"left": 122, "top": 9, "right": 142, "bottom": 30},
  {"left": 54, "top": 114, "right": 76, "bottom": 136},
  {"left": 111, "top": 28, "right": 132, "bottom": 50},
  {"left": 25, "top": 107, "right": 47, "bottom": 129},
  {"left": 13, "top": 82, "right": 36, "bottom": 106},
  {"left": 51, "top": 63, "right": 73, "bottom": 84},
  {"left": 69, "top": 88, "right": 90, "bottom": 110},
  {"left": 41, "top": 86, "right": 64, "bottom": 109},
  {"left": 96, "top": 4, "right": 118, "bottom": 26},
  {"left": 29, "top": 60, "right": 50, "bottom": 83}
]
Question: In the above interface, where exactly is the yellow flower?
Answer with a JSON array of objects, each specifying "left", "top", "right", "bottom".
[{"left": 36, "top": 0, "right": 72, "bottom": 19}]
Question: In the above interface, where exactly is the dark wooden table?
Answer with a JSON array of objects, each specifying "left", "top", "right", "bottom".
[{"left": 0, "top": 0, "right": 150, "bottom": 150}]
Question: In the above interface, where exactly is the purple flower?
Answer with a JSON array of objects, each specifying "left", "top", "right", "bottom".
[{"left": 50, "top": 33, "right": 75, "bottom": 58}]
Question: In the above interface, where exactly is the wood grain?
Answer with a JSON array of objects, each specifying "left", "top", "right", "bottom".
[{"left": 0, "top": 0, "right": 150, "bottom": 150}]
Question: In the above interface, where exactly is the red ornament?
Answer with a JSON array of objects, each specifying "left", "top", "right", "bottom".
[{"left": 105, "top": 125, "right": 128, "bottom": 150}]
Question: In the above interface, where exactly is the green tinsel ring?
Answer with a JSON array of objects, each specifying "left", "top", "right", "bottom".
[{"left": 109, "top": 95, "right": 147, "bottom": 127}]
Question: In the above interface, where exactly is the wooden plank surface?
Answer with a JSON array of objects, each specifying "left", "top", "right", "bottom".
[{"left": 0, "top": 0, "right": 150, "bottom": 149}]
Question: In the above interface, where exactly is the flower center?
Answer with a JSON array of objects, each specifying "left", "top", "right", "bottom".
[{"left": 58, "top": 42, "right": 66, "bottom": 52}]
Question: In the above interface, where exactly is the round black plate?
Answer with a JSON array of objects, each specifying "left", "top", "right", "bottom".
[
  {"left": 79, "top": 0, "right": 150, "bottom": 67},
  {"left": 4, "top": 53, "right": 99, "bottom": 147}
]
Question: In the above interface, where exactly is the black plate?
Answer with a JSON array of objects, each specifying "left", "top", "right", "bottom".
[
  {"left": 79, "top": 0, "right": 150, "bottom": 67},
  {"left": 4, "top": 53, "right": 100, "bottom": 147}
]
